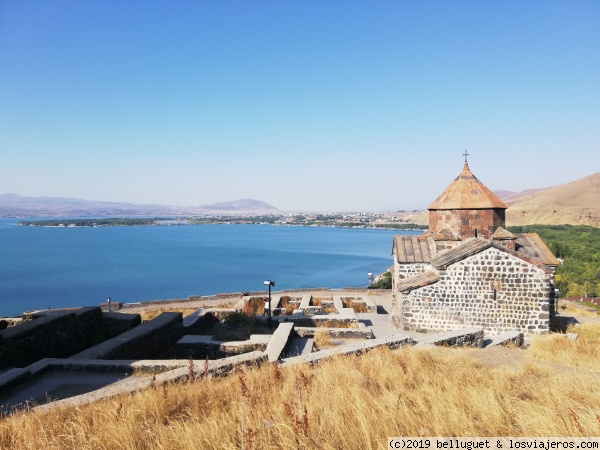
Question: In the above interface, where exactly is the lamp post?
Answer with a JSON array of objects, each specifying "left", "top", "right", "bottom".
[{"left": 263, "top": 280, "right": 275, "bottom": 329}]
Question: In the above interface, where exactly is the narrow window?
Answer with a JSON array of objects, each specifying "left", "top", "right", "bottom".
[{"left": 475, "top": 229, "right": 478, "bottom": 238}]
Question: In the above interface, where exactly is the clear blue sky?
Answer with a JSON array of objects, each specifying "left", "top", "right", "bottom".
[{"left": 1, "top": 1, "right": 598, "bottom": 211}]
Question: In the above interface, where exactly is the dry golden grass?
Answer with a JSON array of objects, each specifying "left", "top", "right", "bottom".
[
  {"left": 2, "top": 338, "right": 600, "bottom": 449},
  {"left": 342, "top": 297, "right": 368, "bottom": 313},
  {"left": 139, "top": 308, "right": 197, "bottom": 321},
  {"left": 278, "top": 297, "right": 298, "bottom": 315},
  {"left": 214, "top": 302, "right": 237, "bottom": 309},
  {"left": 311, "top": 297, "right": 331, "bottom": 306},
  {"left": 242, "top": 297, "right": 266, "bottom": 316},
  {"left": 528, "top": 323, "right": 600, "bottom": 371},
  {"left": 312, "top": 332, "right": 334, "bottom": 350}
]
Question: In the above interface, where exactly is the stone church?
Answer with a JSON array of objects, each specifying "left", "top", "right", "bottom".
[{"left": 391, "top": 160, "right": 559, "bottom": 334}]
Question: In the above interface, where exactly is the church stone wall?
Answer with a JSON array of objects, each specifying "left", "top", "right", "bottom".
[
  {"left": 394, "top": 262, "right": 431, "bottom": 280},
  {"left": 394, "top": 248, "right": 553, "bottom": 334},
  {"left": 429, "top": 209, "right": 505, "bottom": 240}
]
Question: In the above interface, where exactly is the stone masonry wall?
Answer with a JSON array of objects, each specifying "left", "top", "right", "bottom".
[
  {"left": 429, "top": 208, "right": 505, "bottom": 240},
  {"left": 394, "top": 262, "right": 431, "bottom": 281},
  {"left": 395, "top": 247, "right": 553, "bottom": 334},
  {"left": 0, "top": 307, "right": 103, "bottom": 368},
  {"left": 98, "top": 313, "right": 183, "bottom": 360},
  {"left": 392, "top": 262, "right": 432, "bottom": 309}
]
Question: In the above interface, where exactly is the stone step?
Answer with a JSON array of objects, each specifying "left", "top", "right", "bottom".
[
  {"left": 483, "top": 331, "right": 524, "bottom": 348},
  {"left": 412, "top": 327, "right": 484, "bottom": 348}
]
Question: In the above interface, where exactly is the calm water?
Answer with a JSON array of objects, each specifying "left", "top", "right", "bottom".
[{"left": 0, "top": 218, "right": 419, "bottom": 317}]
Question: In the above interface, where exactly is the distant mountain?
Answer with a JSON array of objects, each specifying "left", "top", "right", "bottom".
[
  {"left": 505, "top": 173, "right": 600, "bottom": 227},
  {"left": 0, "top": 194, "right": 279, "bottom": 217},
  {"left": 198, "top": 199, "right": 278, "bottom": 212},
  {"left": 495, "top": 188, "right": 550, "bottom": 202},
  {"left": 392, "top": 173, "right": 600, "bottom": 228}
]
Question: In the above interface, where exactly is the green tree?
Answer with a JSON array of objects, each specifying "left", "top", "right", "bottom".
[{"left": 369, "top": 271, "right": 392, "bottom": 289}]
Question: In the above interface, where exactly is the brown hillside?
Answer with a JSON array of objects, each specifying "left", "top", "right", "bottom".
[
  {"left": 499, "top": 187, "right": 550, "bottom": 202},
  {"left": 505, "top": 173, "right": 600, "bottom": 227}
]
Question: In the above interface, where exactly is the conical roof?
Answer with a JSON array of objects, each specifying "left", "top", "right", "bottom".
[{"left": 428, "top": 163, "right": 508, "bottom": 210}]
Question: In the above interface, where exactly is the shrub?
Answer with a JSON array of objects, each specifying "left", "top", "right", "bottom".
[
  {"left": 369, "top": 271, "right": 392, "bottom": 289},
  {"left": 223, "top": 311, "right": 252, "bottom": 328}
]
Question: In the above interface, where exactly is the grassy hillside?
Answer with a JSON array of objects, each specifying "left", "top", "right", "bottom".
[
  {"left": 508, "top": 224, "right": 600, "bottom": 298},
  {"left": 2, "top": 326, "right": 600, "bottom": 449}
]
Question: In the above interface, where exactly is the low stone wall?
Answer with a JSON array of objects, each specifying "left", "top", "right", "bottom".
[
  {"left": 276, "top": 314, "right": 359, "bottom": 328},
  {"left": 294, "top": 324, "right": 374, "bottom": 339},
  {"left": 216, "top": 292, "right": 244, "bottom": 299},
  {"left": 100, "top": 312, "right": 141, "bottom": 338},
  {"left": 413, "top": 327, "right": 484, "bottom": 348},
  {"left": 120, "top": 298, "right": 189, "bottom": 309},
  {"left": 99, "top": 302, "right": 124, "bottom": 312},
  {"left": 279, "top": 333, "right": 415, "bottom": 368},
  {"left": 282, "top": 288, "right": 330, "bottom": 293},
  {"left": 0, "top": 307, "right": 104, "bottom": 369},
  {"left": 0, "top": 358, "right": 192, "bottom": 399},
  {"left": 365, "top": 289, "right": 392, "bottom": 295},
  {"left": 176, "top": 335, "right": 270, "bottom": 359},
  {"left": 302, "top": 307, "right": 323, "bottom": 315},
  {"left": 69, "top": 312, "right": 183, "bottom": 360},
  {"left": 182, "top": 309, "right": 220, "bottom": 333}
]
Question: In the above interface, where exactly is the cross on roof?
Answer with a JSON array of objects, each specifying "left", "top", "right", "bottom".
[{"left": 463, "top": 150, "right": 470, "bottom": 163}]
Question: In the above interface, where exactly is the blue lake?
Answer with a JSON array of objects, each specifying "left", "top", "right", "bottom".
[{"left": 0, "top": 218, "right": 420, "bottom": 317}]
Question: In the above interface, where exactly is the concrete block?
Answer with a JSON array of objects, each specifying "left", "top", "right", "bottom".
[
  {"left": 333, "top": 297, "right": 344, "bottom": 313},
  {"left": 264, "top": 323, "right": 295, "bottom": 362}
]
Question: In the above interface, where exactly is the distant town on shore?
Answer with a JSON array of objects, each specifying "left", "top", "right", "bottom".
[
  {"left": 18, "top": 214, "right": 428, "bottom": 230},
  {"left": 2, "top": 171, "right": 600, "bottom": 228}
]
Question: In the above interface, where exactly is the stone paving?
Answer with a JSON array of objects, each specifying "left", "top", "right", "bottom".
[{"left": 356, "top": 312, "right": 402, "bottom": 338}]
